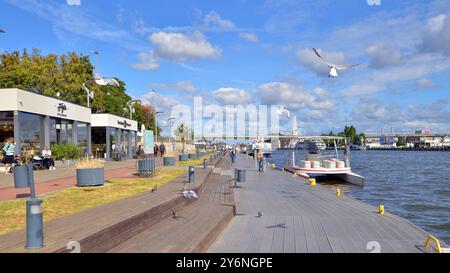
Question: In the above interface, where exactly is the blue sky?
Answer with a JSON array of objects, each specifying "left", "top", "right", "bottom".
[{"left": 1, "top": 0, "right": 449, "bottom": 135}]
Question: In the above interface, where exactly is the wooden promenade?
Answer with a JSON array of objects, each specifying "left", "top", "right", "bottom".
[
  {"left": 0, "top": 155, "right": 235, "bottom": 253},
  {"left": 208, "top": 154, "right": 442, "bottom": 253}
]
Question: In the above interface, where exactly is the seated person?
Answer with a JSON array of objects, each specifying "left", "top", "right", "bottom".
[{"left": 41, "top": 146, "right": 55, "bottom": 170}]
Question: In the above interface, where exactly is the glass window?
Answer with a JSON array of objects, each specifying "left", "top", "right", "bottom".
[
  {"left": 54, "top": 119, "right": 73, "bottom": 145},
  {"left": 108, "top": 127, "right": 117, "bottom": 159},
  {"left": 0, "top": 111, "right": 14, "bottom": 144},
  {"left": 77, "top": 122, "right": 88, "bottom": 156},
  {"left": 19, "top": 112, "right": 42, "bottom": 153},
  {"left": 92, "top": 127, "right": 106, "bottom": 158},
  {"left": 123, "top": 130, "right": 129, "bottom": 156},
  {"left": 49, "top": 118, "right": 57, "bottom": 146}
]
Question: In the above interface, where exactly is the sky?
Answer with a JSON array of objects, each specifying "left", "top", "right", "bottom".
[{"left": 0, "top": 0, "right": 449, "bottom": 135}]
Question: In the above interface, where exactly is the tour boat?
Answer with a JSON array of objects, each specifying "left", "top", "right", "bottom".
[{"left": 284, "top": 137, "right": 365, "bottom": 187}]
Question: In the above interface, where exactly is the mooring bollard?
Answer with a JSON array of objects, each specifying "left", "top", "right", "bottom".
[
  {"left": 203, "top": 159, "right": 208, "bottom": 169},
  {"left": 189, "top": 166, "right": 195, "bottom": 184},
  {"left": 379, "top": 205, "right": 385, "bottom": 215}
]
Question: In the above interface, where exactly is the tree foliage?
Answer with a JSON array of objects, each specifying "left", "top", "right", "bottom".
[{"left": 0, "top": 49, "right": 161, "bottom": 133}]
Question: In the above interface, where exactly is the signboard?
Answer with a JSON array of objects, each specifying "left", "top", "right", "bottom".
[{"left": 144, "top": 130, "right": 154, "bottom": 154}]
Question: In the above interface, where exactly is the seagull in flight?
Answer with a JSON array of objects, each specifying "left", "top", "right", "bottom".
[
  {"left": 277, "top": 106, "right": 290, "bottom": 119},
  {"left": 313, "top": 48, "right": 360, "bottom": 78}
]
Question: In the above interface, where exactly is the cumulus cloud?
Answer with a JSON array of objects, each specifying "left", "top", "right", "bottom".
[
  {"left": 132, "top": 51, "right": 160, "bottom": 71},
  {"left": 296, "top": 48, "right": 348, "bottom": 77},
  {"left": 414, "top": 78, "right": 437, "bottom": 91},
  {"left": 153, "top": 81, "right": 197, "bottom": 92},
  {"left": 203, "top": 11, "right": 235, "bottom": 29},
  {"left": 256, "top": 82, "right": 336, "bottom": 111},
  {"left": 420, "top": 13, "right": 450, "bottom": 56},
  {"left": 366, "top": 44, "right": 403, "bottom": 69},
  {"left": 149, "top": 31, "right": 222, "bottom": 61},
  {"left": 212, "top": 88, "right": 253, "bottom": 105},
  {"left": 239, "top": 32, "right": 259, "bottom": 42}
]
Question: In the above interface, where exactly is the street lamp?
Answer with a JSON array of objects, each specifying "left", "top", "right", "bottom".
[
  {"left": 126, "top": 99, "right": 141, "bottom": 119},
  {"left": 168, "top": 117, "right": 176, "bottom": 152},
  {"left": 82, "top": 76, "right": 120, "bottom": 108},
  {"left": 154, "top": 111, "right": 164, "bottom": 143}
]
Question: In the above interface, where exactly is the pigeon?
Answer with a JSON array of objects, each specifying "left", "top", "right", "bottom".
[
  {"left": 182, "top": 190, "right": 199, "bottom": 199},
  {"left": 313, "top": 48, "right": 360, "bottom": 78},
  {"left": 151, "top": 184, "right": 158, "bottom": 193},
  {"left": 172, "top": 210, "right": 177, "bottom": 219},
  {"left": 258, "top": 210, "right": 263, "bottom": 218}
]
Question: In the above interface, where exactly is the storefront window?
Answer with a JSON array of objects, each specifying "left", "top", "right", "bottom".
[
  {"left": 19, "top": 112, "right": 42, "bottom": 152},
  {"left": 49, "top": 118, "right": 57, "bottom": 146},
  {"left": 123, "top": 130, "right": 129, "bottom": 156},
  {"left": 92, "top": 128, "right": 106, "bottom": 158},
  {"left": 108, "top": 127, "right": 117, "bottom": 159},
  {"left": 0, "top": 111, "right": 14, "bottom": 144},
  {"left": 55, "top": 119, "right": 73, "bottom": 145},
  {"left": 77, "top": 122, "right": 88, "bottom": 156}
]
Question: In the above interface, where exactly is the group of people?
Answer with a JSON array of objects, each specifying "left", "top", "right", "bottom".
[
  {"left": 153, "top": 142, "right": 166, "bottom": 158},
  {"left": 2, "top": 137, "right": 55, "bottom": 175},
  {"left": 229, "top": 146, "right": 265, "bottom": 172}
]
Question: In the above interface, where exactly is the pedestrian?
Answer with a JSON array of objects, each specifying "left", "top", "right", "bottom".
[
  {"left": 257, "top": 148, "right": 264, "bottom": 172},
  {"left": 2, "top": 137, "right": 15, "bottom": 174},
  {"left": 154, "top": 144, "right": 159, "bottom": 158},
  {"left": 159, "top": 142, "right": 166, "bottom": 158}
]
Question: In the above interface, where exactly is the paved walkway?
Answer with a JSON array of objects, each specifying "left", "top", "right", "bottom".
[{"left": 208, "top": 154, "right": 437, "bottom": 253}]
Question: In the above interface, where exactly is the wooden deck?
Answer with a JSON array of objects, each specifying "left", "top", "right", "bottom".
[
  {"left": 0, "top": 165, "right": 213, "bottom": 253},
  {"left": 108, "top": 157, "right": 235, "bottom": 253},
  {"left": 208, "top": 154, "right": 439, "bottom": 253}
]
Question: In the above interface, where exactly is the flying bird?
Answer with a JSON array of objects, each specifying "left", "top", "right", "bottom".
[
  {"left": 277, "top": 106, "right": 290, "bottom": 119},
  {"left": 313, "top": 48, "right": 360, "bottom": 78}
]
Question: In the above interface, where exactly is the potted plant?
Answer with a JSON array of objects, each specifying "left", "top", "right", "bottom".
[{"left": 75, "top": 157, "right": 105, "bottom": 187}]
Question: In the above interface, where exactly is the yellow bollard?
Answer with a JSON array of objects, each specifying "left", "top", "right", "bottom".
[
  {"left": 271, "top": 164, "right": 276, "bottom": 169},
  {"left": 336, "top": 188, "right": 341, "bottom": 196},
  {"left": 309, "top": 178, "right": 316, "bottom": 186},
  {"left": 281, "top": 167, "right": 285, "bottom": 172},
  {"left": 379, "top": 205, "right": 385, "bottom": 215}
]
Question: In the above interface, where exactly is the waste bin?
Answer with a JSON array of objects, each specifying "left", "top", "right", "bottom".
[{"left": 237, "top": 170, "right": 246, "bottom": 183}]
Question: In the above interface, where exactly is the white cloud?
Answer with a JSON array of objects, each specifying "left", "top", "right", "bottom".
[
  {"left": 149, "top": 31, "right": 222, "bottom": 61},
  {"left": 420, "top": 13, "right": 450, "bottom": 56},
  {"left": 256, "top": 82, "right": 336, "bottom": 111},
  {"left": 365, "top": 44, "right": 403, "bottom": 69},
  {"left": 239, "top": 32, "right": 259, "bottom": 42},
  {"left": 203, "top": 11, "right": 235, "bottom": 29},
  {"left": 414, "top": 78, "right": 437, "bottom": 91},
  {"left": 150, "top": 81, "right": 198, "bottom": 93},
  {"left": 212, "top": 88, "right": 253, "bottom": 105},
  {"left": 132, "top": 51, "right": 160, "bottom": 71}
]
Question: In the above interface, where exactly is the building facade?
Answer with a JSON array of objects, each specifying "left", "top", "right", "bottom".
[
  {"left": 0, "top": 89, "right": 92, "bottom": 155},
  {"left": 91, "top": 114, "right": 138, "bottom": 160}
]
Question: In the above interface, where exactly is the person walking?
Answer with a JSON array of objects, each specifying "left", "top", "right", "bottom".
[
  {"left": 2, "top": 137, "right": 15, "bottom": 174},
  {"left": 154, "top": 144, "right": 159, "bottom": 158},
  {"left": 257, "top": 148, "right": 264, "bottom": 172},
  {"left": 159, "top": 142, "right": 166, "bottom": 158}
]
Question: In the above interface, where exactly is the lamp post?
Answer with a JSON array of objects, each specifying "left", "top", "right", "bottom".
[
  {"left": 83, "top": 76, "right": 120, "bottom": 108},
  {"left": 154, "top": 111, "right": 164, "bottom": 143},
  {"left": 168, "top": 117, "right": 176, "bottom": 152},
  {"left": 126, "top": 99, "right": 141, "bottom": 119}
]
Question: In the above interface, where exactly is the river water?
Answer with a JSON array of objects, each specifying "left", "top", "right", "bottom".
[{"left": 269, "top": 149, "right": 450, "bottom": 245}]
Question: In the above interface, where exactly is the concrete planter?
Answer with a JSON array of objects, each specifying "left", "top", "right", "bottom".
[
  {"left": 163, "top": 157, "right": 176, "bottom": 166},
  {"left": 13, "top": 165, "right": 30, "bottom": 189},
  {"left": 188, "top": 154, "right": 198, "bottom": 159},
  {"left": 76, "top": 168, "right": 105, "bottom": 187},
  {"left": 179, "top": 154, "right": 189, "bottom": 162},
  {"left": 138, "top": 159, "right": 155, "bottom": 172}
]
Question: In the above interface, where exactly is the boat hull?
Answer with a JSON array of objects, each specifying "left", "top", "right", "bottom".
[{"left": 284, "top": 165, "right": 365, "bottom": 187}]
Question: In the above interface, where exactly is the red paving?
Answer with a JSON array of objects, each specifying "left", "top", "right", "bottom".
[{"left": 0, "top": 167, "right": 138, "bottom": 201}]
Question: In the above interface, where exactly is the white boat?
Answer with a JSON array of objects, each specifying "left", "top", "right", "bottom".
[
  {"left": 284, "top": 137, "right": 365, "bottom": 187},
  {"left": 247, "top": 142, "right": 273, "bottom": 157}
]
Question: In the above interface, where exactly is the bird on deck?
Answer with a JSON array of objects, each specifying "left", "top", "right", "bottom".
[
  {"left": 257, "top": 210, "right": 263, "bottom": 218},
  {"left": 313, "top": 48, "right": 360, "bottom": 78}
]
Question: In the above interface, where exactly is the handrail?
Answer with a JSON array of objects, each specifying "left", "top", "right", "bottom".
[{"left": 424, "top": 235, "right": 442, "bottom": 253}]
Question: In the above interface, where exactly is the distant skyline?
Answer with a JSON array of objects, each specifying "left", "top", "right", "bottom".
[{"left": 1, "top": 0, "right": 449, "bottom": 135}]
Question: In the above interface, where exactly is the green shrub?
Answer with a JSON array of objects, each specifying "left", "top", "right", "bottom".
[{"left": 51, "top": 144, "right": 82, "bottom": 161}]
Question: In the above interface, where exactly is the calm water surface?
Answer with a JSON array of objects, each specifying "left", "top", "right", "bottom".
[{"left": 270, "top": 150, "right": 450, "bottom": 244}]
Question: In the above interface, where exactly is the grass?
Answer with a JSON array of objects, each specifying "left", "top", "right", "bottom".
[
  {"left": 0, "top": 169, "right": 186, "bottom": 236},
  {"left": 176, "top": 155, "right": 212, "bottom": 167}
]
